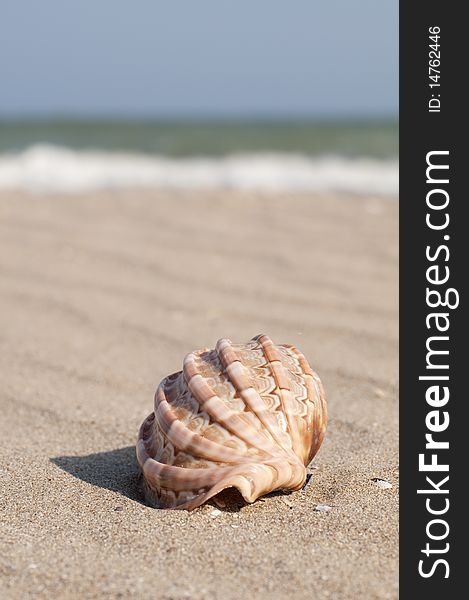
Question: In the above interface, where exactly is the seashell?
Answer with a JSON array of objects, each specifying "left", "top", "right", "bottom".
[{"left": 136, "top": 334, "right": 327, "bottom": 510}]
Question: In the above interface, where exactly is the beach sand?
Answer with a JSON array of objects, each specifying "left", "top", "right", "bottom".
[{"left": 0, "top": 190, "right": 398, "bottom": 599}]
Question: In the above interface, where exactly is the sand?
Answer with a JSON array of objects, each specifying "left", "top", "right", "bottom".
[{"left": 0, "top": 190, "right": 398, "bottom": 599}]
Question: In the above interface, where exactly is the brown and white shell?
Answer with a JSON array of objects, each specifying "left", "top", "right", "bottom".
[{"left": 136, "top": 334, "right": 327, "bottom": 510}]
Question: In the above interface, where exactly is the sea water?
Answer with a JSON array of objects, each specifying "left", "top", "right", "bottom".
[{"left": 0, "top": 119, "right": 398, "bottom": 195}]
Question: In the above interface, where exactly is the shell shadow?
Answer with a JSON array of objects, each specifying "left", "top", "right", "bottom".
[
  {"left": 51, "top": 446, "right": 145, "bottom": 505},
  {"left": 207, "top": 487, "right": 294, "bottom": 513},
  {"left": 206, "top": 488, "right": 247, "bottom": 512}
]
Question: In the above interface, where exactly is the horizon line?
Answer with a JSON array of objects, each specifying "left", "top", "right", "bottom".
[{"left": 0, "top": 112, "right": 398, "bottom": 124}]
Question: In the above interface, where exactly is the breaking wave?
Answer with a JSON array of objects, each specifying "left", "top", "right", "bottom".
[{"left": 0, "top": 144, "right": 398, "bottom": 196}]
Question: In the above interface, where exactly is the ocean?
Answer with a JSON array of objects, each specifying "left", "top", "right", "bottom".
[{"left": 0, "top": 119, "right": 398, "bottom": 195}]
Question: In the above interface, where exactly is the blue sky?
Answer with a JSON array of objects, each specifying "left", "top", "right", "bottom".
[{"left": 1, "top": 0, "right": 398, "bottom": 118}]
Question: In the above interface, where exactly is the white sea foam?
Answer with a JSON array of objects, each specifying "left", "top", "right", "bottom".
[{"left": 0, "top": 144, "right": 398, "bottom": 196}]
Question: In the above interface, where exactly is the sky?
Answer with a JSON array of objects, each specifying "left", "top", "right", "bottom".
[{"left": 1, "top": 0, "right": 398, "bottom": 118}]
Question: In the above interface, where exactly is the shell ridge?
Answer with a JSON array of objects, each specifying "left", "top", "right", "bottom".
[
  {"left": 254, "top": 334, "right": 303, "bottom": 458},
  {"left": 154, "top": 379, "right": 270, "bottom": 465},
  {"left": 182, "top": 351, "right": 287, "bottom": 458},
  {"left": 280, "top": 344, "right": 328, "bottom": 464},
  {"left": 216, "top": 337, "right": 299, "bottom": 459}
]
